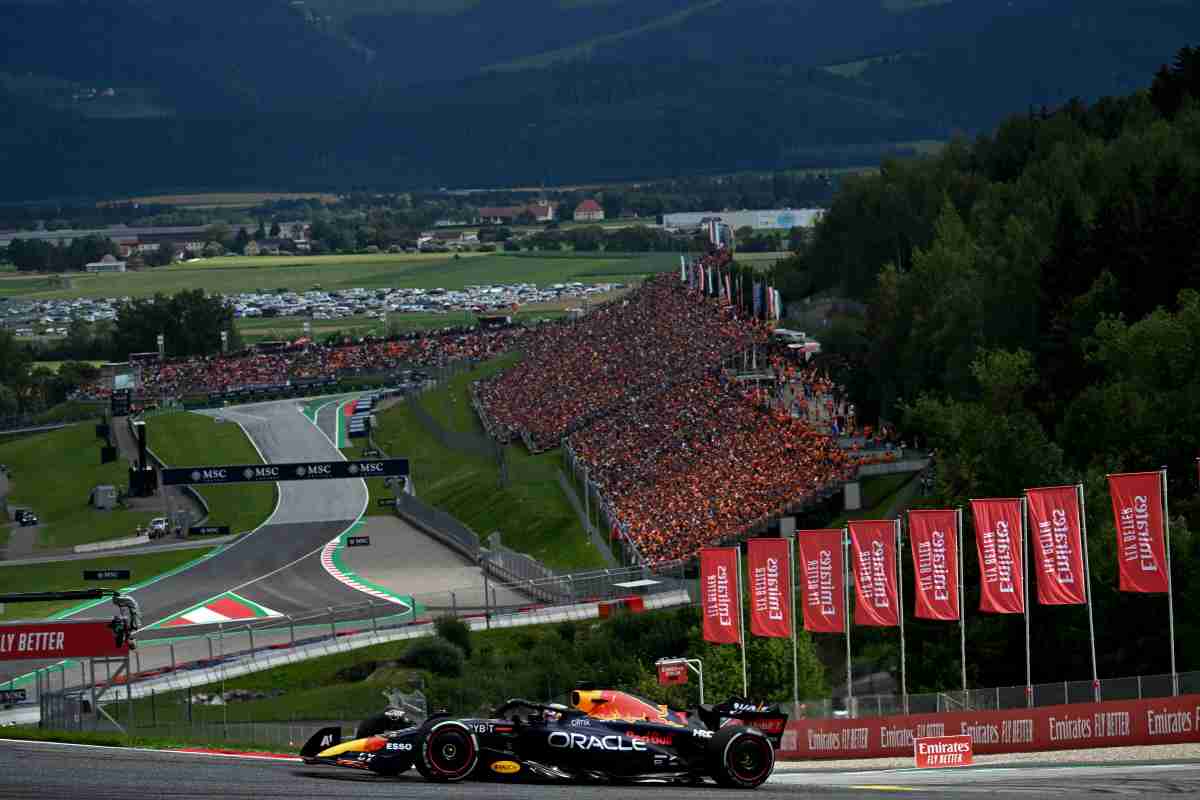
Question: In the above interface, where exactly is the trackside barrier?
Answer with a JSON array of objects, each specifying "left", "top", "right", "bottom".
[
  {"left": 2, "top": 589, "right": 692, "bottom": 733},
  {"left": 778, "top": 694, "right": 1200, "bottom": 760},
  {"left": 788, "top": 671, "right": 1200, "bottom": 721}
]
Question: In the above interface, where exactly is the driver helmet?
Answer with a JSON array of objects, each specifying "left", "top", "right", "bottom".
[
  {"left": 542, "top": 702, "right": 568, "bottom": 722},
  {"left": 383, "top": 707, "right": 411, "bottom": 727}
]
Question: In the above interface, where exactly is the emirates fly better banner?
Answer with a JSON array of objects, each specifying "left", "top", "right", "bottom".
[
  {"left": 700, "top": 547, "right": 742, "bottom": 645},
  {"left": 970, "top": 499, "right": 1025, "bottom": 614},
  {"left": 1107, "top": 472, "right": 1169, "bottom": 593},
  {"left": 747, "top": 539, "right": 792, "bottom": 638},
  {"left": 907, "top": 510, "right": 960, "bottom": 621},
  {"left": 797, "top": 530, "right": 845, "bottom": 633},
  {"left": 848, "top": 521, "right": 899, "bottom": 627},
  {"left": 1025, "top": 486, "right": 1087, "bottom": 605}
]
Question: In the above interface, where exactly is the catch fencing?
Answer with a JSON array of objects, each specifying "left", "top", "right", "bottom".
[{"left": 787, "top": 670, "right": 1200, "bottom": 720}]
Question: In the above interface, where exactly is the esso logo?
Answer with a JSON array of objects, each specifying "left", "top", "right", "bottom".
[{"left": 386, "top": 742, "right": 413, "bottom": 751}]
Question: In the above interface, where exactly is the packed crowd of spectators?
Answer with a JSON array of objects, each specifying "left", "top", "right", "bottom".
[
  {"left": 75, "top": 326, "right": 529, "bottom": 400},
  {"left": 569, "top": 371, "right": 853, "bottom": 562},
  {"left": 473, "top": 260, "right": 858, "bottom": 562},
  {"left": 475, "top": 273, "right": 766, "bottom": 450}
]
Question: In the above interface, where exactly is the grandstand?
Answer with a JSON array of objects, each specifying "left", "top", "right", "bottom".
[
  {"left": 75, "top": 325, "right": 528, "bottom": 407},
  {"left": 475, "top": 256, "right": 856, "bottom": 564}
]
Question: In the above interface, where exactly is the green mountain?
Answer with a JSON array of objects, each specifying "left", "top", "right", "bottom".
[{"left": 0, "top": 0, "right": 1196, "bottom": 200}]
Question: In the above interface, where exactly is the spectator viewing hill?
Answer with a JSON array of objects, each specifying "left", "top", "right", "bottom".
[
  {"left": 2, "top": 0, "right": 1197, "bottom": 199},
  {"left": 475, "top": 271, "right": 761, "bottom": 450},
  {"left": 476, "top": 268, "right": 855, "bottom": 562}
]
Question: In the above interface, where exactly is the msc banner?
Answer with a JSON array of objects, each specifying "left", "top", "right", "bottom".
[
  {"left": 747, "top": 538, "right": 791, "bottom": 639},
  {"left": 1025, "top": 485, "right": 1087, "bottom": 606},
  {"left": 797, "top": 529, "right": 845, "bottom": 634},
  {"left": 1107, "top": 471, "right": 1169, "bottom": 594},
  {"left": 161, "top": 458, "right": 410, "bottom": 486},
  {"left": 848, "top": 521, "right": 898, "bottom": 627},
  {"left": 700, "top": 547, "right": 742, "bottom": 645},
  {"left": 0, "top": 621, "right": 130, "bottom": 660},
  {"left": 971, "top": 499, "right": 1025, "bottom": 614},
  {"left": 779, "top": 694, "right": 1200, "bottom": 760}
]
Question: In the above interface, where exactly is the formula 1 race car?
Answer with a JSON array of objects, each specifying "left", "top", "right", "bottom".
[{"left": 300, "top": 688, "right": 786, "bottom": 789}]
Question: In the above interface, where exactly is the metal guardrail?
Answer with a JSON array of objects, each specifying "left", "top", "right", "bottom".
[{"left": 787, "top": 671, "right": 1200, "bottom": 720}]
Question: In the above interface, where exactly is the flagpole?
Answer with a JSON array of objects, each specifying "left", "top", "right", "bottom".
[
  {"left": 957, "top": 506, "right": 966, "bottom": 697},
  {"left": 1162, "top": 468, "right": 1178, "bottom": 696},
  {"left": 738, "top": 548, "right": 748, "bottom": 697},
  {"left": 1077, "top": 483, "right": 1100, "bottom": 703},
  {"left": 789, "top": 541, "right": 799, "bottom": 709},
  {"left": 896, "top": 517, "right": 908, "bottom": 715},
  {"left": 1022, "top": 496, "right": 1032, "bottom": 708},
  {"left": 843, "top": 527, "right": 853, "bottom": 715}
]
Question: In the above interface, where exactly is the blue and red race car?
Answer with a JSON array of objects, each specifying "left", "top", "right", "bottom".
[{"left": 300, "top": 688, "right": 786, "bottom": 789}]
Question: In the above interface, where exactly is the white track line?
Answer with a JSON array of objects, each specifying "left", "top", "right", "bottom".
[{"left": 0, "top": 738, "right": 299, "bottom": 762}]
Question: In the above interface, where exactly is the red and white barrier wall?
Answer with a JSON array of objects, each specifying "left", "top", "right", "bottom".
[{"left": 778, "top": 694, "right": 1200, "bottom": 759}]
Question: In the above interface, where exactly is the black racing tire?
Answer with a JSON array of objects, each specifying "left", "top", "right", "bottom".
[
  {"left": 416, "top": 721, "right": 479, "bottom": 782},
  {"left": 708, "top": 726, "right": 775, "bottom": 789}
]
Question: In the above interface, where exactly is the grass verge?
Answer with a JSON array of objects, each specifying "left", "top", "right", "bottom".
[
  {"left": 0, "top": 546, "right": 214, "bottom": 620},
  {"left": 0, "top": 725, "right": 292, "bottom": 754},
  {"left": 0, "top": 423, "right": 158, "bottom": 551},
  {"left": 145, "top": 413, "right": 276, "bottom": 534},
  {"left": 368, "top": 355, "right": 604, "bottom": 571},
  {"left": 828, "top": 471, "right": 919, "bottom": 527},
  {"left": 11, "top": 252, "right": 672, "bottom": 301}
]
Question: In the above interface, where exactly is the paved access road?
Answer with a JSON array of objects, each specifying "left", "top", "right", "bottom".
[{"left": 3, "top": 740, "right": 1200, "bottom": 800}]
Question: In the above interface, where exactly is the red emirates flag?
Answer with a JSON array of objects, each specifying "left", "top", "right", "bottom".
[
  {"left": 970, "top": 499, "right": 1025, "bottom": 614},
  {"left": 797, "top": 529, "right": 845, "bottom": 633},
  {"left": 1025, "top": 486, "right": 1087, "bottom": 605},
  {"left": 1107, "top": 471, "right": 1169, "bottom": 593},
  {"left": 700, "top": 547, "right": 742, "bottom": 644},
  {"left": 848, "top": 521, "right": 899, "bottom": 627},
  {"left": 907, "top": 509, "right": 960, "bottom": 621},
  {"left": 747, "top": 538, "right": 792, "bottom": 638}
]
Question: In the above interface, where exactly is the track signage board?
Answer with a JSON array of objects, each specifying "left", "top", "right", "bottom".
[
  {"left": 83, "top": 569, "right": 130, "bottom": 581},
  {"left": 376, "top": 498, "right": 396, "bottom": 508},
  {"left": 779, "top": 694, "right": 1200, "bottom": 760},
  {"left": 0, "top": 689, "right": 26, "bottom": 703},
  {"left": 0, "top": 621, "right": 129, "bottom": 659},
  {"left": 914, "top": 735, "right": 973, "bottom": 768},
  {"left": 161, "top": 458, "right": 409, "bottom": 486},
  {"left": 189, "top": 525, "right": 231, "bottom": 536},
  {"left": 657, "top": 661, "right": 688, "bottom": 686},
  {"left": 347, "top": 536, "right": 371, "bottom": 547}
]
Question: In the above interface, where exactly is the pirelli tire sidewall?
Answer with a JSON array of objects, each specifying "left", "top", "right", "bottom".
[
  {"left": 420, "top": 720, "right": 480, "bottom": 782},
  {"left": 709, "top": 725, "right": 775, "bottom": 789}
]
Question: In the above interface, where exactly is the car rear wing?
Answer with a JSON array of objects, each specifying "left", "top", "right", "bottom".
[{"left": 698, "top": 698, "right": 788, "bottom": 748}]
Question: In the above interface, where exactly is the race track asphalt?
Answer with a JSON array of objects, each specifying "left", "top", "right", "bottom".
[
  {"left": 0, "top": 399, "right": 374, "bottom": 683},
  {"left": 3, "top": 740, "right": 1200, "bottom": 800}
]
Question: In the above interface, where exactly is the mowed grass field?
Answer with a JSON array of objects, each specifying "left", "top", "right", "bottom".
[
  {"left": 0, "top": 423, "right": 160, "bottom": 551},
  {"left": 0, "top": 546, "right": 214, "bottom": 621},
  {"left": 8, "top": 252, "right": 675, "bottom": 301},
  {"left": 367, "top": 354, "right": 605, "bottom": 572},
  {"left": 100, "top": 192, "right": 338, "bottom": 209},
  {"left": 145, "top": 413, "right": 276, "bottom": 534}
]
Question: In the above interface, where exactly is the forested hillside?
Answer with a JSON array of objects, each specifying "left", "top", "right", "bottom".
[
  {"left": 1, "top": 0, "right": 1197, "bottom": 199},
  {"left": 783, "top": 47, "right": 1200, "bottom": 691}
]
